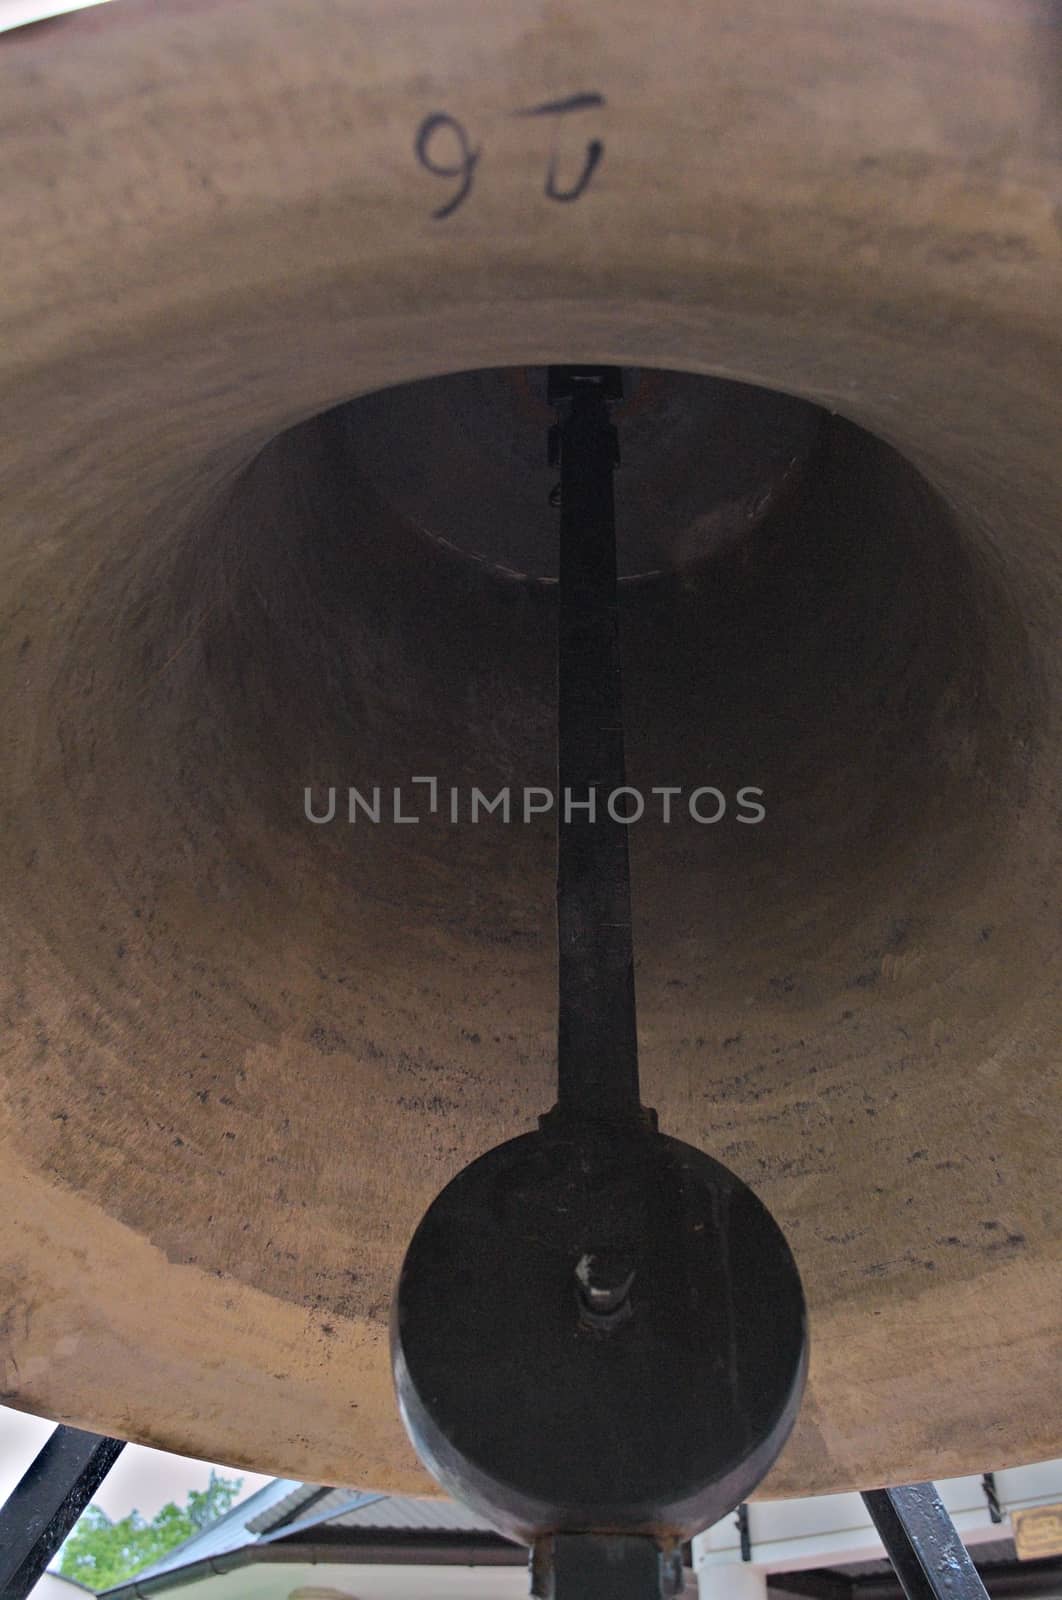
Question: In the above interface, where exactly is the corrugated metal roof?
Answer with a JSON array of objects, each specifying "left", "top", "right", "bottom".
[
  {"left": 130, "top": 1478, "right": 304, "bottom": 1581},
  {"left": 124, "top": 1476, "right": 505, "bottom": 1589},
  {"left": 327, "top": 1492, "right": 501, "bottom": 1535},
  {"left": 244, "top": 1482, "right": 324, "bottom": 1534},
  {"left": 244, "top": 1482, "right": 501, "bottom": 1539}
]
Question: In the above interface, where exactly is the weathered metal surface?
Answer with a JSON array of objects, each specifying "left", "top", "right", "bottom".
[
  {"left": 337, "top": 368, "right": 822, "bottom": 580},
  {"left": 392, "top": 1117, "right": 807, "bottom": 1542},
  {"left": 862, "top": 1486, "right": 991, "bottom": 1600}
]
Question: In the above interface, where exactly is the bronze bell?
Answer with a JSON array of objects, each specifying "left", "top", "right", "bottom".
[{"left": 0, "top": 0, "right": 1059, "bottom": 1507}]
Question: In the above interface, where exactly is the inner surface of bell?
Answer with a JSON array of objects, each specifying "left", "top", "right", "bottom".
[{"left": 339, "top": 365, "right": 824, "bottom": 579}]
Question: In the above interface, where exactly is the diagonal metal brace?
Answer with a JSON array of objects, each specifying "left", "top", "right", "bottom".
[
  {"left": 0, "top": 1425, "right": 124, "bottom": 1600},
  {"left": 862, "top": 1483, "right": 991, "bottom": 1600}
]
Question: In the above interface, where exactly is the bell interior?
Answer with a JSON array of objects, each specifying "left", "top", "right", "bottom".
[
  {"left": 3, "top": 0, "right": 1061, "bottom": 1516},
  {"left": 2, "top": 358, "right": 1053, "bottom": 1493}
]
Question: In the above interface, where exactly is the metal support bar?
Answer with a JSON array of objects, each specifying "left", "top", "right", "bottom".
[
  {"left": 981, "top": 1472, "right": 1003, "bottom": 1524},
  {"left": 861, "top": 1484, "right": 990, "bottom": 1600},
  {"left": 737, "top": 1502, "right": 752, "bottom": 1562},
  {"left": 0, "top": 1425, "right": 124, "bottom": 1600},
  {"left": 532, "top": 1533, "right": 684, "bottom": 1600},
  {"left": 550, "top": 364, "right": 640, "bottom": 1122}
]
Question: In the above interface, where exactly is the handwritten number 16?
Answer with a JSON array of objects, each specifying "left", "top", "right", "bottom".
[{"left": 414, "top": 93, "right": 605, "bottom": 220}]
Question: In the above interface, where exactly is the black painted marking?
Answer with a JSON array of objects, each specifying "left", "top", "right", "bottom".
[
  {"left": 513, "top": 92, "right": 606, "bottom": 117},
  {"left": 414, "top": 112, "right": 480, "bottom": 220}
]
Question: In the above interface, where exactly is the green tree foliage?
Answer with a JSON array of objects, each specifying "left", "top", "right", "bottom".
[{"left": 58, "top": 1470, "right": 243, "bottom": 1590}]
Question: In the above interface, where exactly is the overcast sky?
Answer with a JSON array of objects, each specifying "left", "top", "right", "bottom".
[
  {"left": 0, "top": 1404, "right": 274, "bottom": 1526},
  {"left": 0, "top": 0, "right": 114, "bottom": 33}
]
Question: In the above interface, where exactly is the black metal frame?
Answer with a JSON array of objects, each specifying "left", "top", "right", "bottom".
[
  {"left": 0, "top": 1425, "right": 124, "bottom": 1600},
  {"left": 861, "top": 1484, "right": 991, "bottom": 1600}
]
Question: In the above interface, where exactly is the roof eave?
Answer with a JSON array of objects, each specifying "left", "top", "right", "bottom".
[{"left": 98, "top": 1532, "right": 528, "bottom": 1599}]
